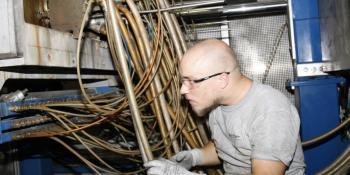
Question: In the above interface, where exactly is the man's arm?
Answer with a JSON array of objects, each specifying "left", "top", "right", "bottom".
[
  {"left": 200, "top": 141, "right": 221, "bottom": 166},
  {"left": 252, "top": 159, "right": 286, "bottom": 175}
]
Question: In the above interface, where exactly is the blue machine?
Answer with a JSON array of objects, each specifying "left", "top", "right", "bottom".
[
  {"left": 291, "top": 77, "right": 348, "bottom": 174},
  {"left": 290, "top": 0, "right": 350, "bottom": 174}
]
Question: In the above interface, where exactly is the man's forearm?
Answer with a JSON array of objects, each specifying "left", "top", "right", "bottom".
[{"left": 199, "top": 141, "right": 221, "bottom": 166}]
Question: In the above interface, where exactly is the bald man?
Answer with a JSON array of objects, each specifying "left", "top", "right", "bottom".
[{"left": 144, "top": 39, "right": 305, "bottom": 175}]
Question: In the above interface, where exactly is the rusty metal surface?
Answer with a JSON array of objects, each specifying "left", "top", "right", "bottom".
[
  {"left": 0, "top": 0, "right": 117, "bottom": 90},
  {"left": 48, "top": 0, "right": 86, "bottom": 35},
  {"left": 23, "top": 0, "right": 49, "bottom": 27},
  {"left": 23, "top": 23, "right": 113, "bottom": 69},
  {"left": 1, "top": 0, "right": 114, "bottom": 70}
]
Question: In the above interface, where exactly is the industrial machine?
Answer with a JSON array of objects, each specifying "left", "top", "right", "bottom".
[
  {"left": 0, "top": 0, "right": 349, "bottom": 174},
  {"left": 289, "top": 0, "right": 350, "bottom": 174}
]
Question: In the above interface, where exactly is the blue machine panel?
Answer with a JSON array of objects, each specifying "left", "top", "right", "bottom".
[
  {"left": 292, "top": 0, "right": 322, "bottom": 63},
  {"left": 294, "top": 20, "right": 322, "bottom": 63},
  {"left": 292, "top": 0, "right": 319, "bottom": 19},
  {"left": 291, "top": 76, "right": 349, "bottom": 174}
]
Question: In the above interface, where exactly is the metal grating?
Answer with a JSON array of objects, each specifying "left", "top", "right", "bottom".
[
  {"left": 185, "top": 25, "right": 222, "bottom": 47},
  {"left": 184, "top": 14, "right": 295, "bottom": 102}
]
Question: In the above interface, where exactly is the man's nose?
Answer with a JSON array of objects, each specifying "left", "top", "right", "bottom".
[{"left": 180, "top": 84, "right": 189, "bottom": 95}]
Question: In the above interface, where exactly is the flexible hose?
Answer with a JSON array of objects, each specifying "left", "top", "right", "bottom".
[
  {"left": 104, "top": 0, "right": 153, "bottom": 161},
  {"left": 316, "top": 146, "right": 350, "bottom": 175},
  {"left": 126, "top": 0, "right": 181, "bottom": 153},
  {"left": 302, "top": 116, "right": 350, "bottom": 147}
]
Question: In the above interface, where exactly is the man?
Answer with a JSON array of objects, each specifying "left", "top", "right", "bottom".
[{"left": 144, "top": 39, "right": 305, "bottom": 175}]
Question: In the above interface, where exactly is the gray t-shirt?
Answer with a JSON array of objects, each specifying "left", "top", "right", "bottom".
[{"left": 208, "top": 81, "right": 305, "bottom": 175}]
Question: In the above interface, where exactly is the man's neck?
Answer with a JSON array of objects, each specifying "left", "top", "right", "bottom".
[{"left": 221, "top": 76, "right": 252, "bottom": 105}]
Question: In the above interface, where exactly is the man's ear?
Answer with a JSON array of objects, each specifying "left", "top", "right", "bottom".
[{"left": 218, "top": 74, "right": 229, "bottom": 89}]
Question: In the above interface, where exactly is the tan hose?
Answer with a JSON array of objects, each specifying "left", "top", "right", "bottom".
[
  {"left": 167, "top": 104, "right": 199, "bottom": 148},
  {"left": 126, "top": 0, "right": 180, "bottom": 153},
  {"left": 158, "top": 0, "right": 184, "bottom": 58},
  {"left": 104, "top": 0, "right": 153, "bottom": 161},
  {"left": 117, "top": 5, "right": 172, "bottom": 157},
  {"left": 316, "top": 146, "right": 350, "bottom": 175},
  {"left": 302, "top": 116, "right": 350, "bottom": 147}
]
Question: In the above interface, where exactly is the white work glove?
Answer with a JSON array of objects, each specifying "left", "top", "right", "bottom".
[
  {"left": 169, "top": 148, "right": 203, "bottom": 170},
  {"left": 144, "top": 158, "right": 204, "bottom": 175}
]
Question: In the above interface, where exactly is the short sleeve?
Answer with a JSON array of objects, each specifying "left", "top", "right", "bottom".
[{"left": 250, "top": 107, "right": 300, "bottom": 166}]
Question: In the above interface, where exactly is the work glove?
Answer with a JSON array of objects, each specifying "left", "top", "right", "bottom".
[
  {"left": 169, "top": 148, "right": 203, "bottom": 170},
  {"left": 144, "top": 158, "right": 204, "bottom": 175}
]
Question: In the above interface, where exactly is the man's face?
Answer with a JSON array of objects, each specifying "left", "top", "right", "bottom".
[{"left": 180, "top": 61, "right": 218, "bottom": 117}]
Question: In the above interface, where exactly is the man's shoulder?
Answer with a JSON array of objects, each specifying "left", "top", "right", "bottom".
[
  {"left": 252, "top": 82, "right": 292, "bottom": 112},
  {"left": 254, "top": 82, "right": 285, "bottom": 97}
]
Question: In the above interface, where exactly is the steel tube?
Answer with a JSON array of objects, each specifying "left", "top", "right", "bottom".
[
  {"left": 287, "top": 0, "right": 297, "bottom": 61},
  {"left": 179, "top": 1, "right": 286, "bottom": 16},
  {"left": 317, "top": 146, "right": 350, "bottom": 175},
  {"left": 158, "top": 0, "right": 184, "bottom": 58},
  {"left": 140, "top": 0, "right": 224, "bottom": 13},
  {"left": 117, "top": 5, "right": 172, "bottom": 157},
  {"left": 105, "top": 0, "right": 153, "bottom": 161},
  {"left": 223, "top": 1, "right": 287, "bottom": 14}
]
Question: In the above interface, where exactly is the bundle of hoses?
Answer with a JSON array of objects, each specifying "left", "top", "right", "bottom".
[
  {"left": 301, "top": 115, "right": 350, "bottom": 174},
  {"left": 12, "top": 0, "right": 349, "bottom": 174},
  {"left": 8, "top": 0, "right": 212, "bottom": 174},
  {"left": 316, "top": 146, "right": 350, "bottom": 175}
]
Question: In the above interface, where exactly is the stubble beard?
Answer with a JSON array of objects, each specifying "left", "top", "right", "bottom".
[{"left": 192, "top": 98, "right": 220, "bottom": 117}]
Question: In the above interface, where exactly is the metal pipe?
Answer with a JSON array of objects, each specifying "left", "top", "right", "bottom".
[
  {"left": 88, "top": 18, "right": 105, "bottom": 34},
  {"left": 287, "top": 0, "right": 297, "bottom": 60},
  {"left": 176, "top": 0, "right": 224, "bottom": 6},
  {"left": 161, "top": 0, "right": 188, "bottom": 54},
  {"left": 196, "top": 120, "right": 209, "bottom": 145},
  {"left": 183, "top": 20, "right": 230, "bottom": 27},
  {"left": 171, "top": 12, "right": 188, "bottom": 52},
  {"left": 302, "top": 115, "right": 350, "bottom": 147},
  {"left": 157, "top": 0, "right": 186, "bottom": 153},
  {"left": 167, "top": 104, "right": 199, "bottom": 148},
  {"left": 179, "top": 1, "right": 287, "bottom": 16},
  {"left": 104, "top": 0, "right": 153, "bottom": 161},
  {"left": 317, "top": 146, "right": 350, "bottom": 175},
  {"left": 140, "top": 0, "right": 224, "bottom": 13},
  {"left": 158, "top": 0, "right": 184, "bottom": 58},
  {"left": 126, "top": 0, "right": 181, "bottom": 153},
  {"left": 117, "top": 5, "right": 172, "bottom": 158},
  {"left": 170, "top": 6, "right": 223, "bottom": 16},
  {"left": 188, "top": 115, "right": 204, "bottom": 147},
  {"left": 223, "top": 1, "right": 287, "bottom": 14}
]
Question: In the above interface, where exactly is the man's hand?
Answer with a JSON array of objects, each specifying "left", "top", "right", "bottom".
[
  {"left": 169, "top": 149, "right": 202, "bottom": 170},
  {"left": 144, "top": 159, "right": 201, "bottom": 175}
]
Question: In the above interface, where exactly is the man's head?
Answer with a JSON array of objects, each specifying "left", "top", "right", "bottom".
[{"left": 180, "top": 39, "right": 241, "bottom": 116}]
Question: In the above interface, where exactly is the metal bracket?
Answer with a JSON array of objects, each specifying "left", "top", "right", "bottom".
[{"left": 296, "top": 62, "right": 332, "bottom": 77}]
